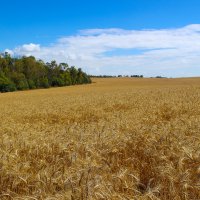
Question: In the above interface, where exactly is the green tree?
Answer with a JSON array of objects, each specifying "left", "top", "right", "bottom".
[
  {"left": 0, "top": 54, "right": 91, "bottom": 92},
  {"left": 69, "top": 66, "right": 78, "bottom": 85},
  {"left": 11, "top": 72, "right": 29, "bottom": 90},
  {"left": 0, "top": 72, "right": 16, "bottom": 92}
]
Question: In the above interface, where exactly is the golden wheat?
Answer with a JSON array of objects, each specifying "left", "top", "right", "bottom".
[{"left": 0, "top": 78, "right": 200, "bottom": 200}]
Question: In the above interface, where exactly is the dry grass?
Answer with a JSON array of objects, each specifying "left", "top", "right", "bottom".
[{"left": 0, "top": 77, "right": 200, "bottom": 200}]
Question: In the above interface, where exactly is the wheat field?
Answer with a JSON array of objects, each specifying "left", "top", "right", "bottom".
[{"left": 0, "top": 78, "right": 200, "bottom": 200}]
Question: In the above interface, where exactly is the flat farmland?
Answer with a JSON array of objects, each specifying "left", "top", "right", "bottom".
[{"left": 0, "top": 78, "right": 200, "bottom": 200}]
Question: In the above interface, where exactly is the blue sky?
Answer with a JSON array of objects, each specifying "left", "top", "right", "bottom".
[{"left": 1, "top": 0, "right": 200, "bottom": 77}]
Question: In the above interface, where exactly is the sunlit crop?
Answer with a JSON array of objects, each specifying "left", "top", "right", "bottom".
[{"left": 0, "top": 78, "right": 200, "bottom": 199}]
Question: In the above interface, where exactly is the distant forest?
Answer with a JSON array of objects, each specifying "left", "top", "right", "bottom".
[
  {"left": 90, "top": 75, "right": 144, "bottom": 78},
  {"left": 0, "top": 52, "right": 91, "bottom": 92}
]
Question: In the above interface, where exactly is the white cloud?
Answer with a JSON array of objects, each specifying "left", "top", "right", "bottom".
[
  {"left": 4, "top": 49, "right": 14, "bottom": 56},
  {"left": 5, "top": 24, "right": 200, "bottom": 77},
  {"left": 13, "top": 43, "right": 41, "bottom": 56},
  {"left": 21, "top": 43, "right": 40, "bottom": 52}
]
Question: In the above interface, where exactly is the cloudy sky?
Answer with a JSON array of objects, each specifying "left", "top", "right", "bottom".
[{"left": 1, "top": 0, "right": 200, "bottom": 77}]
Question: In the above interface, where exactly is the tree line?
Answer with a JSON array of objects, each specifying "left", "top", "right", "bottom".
[
  {"left": 90, "top": 75, "right": 144, "bottom": 78},
  {"left": 0, "top": 53, "right": 91, "bottom": 92}
]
